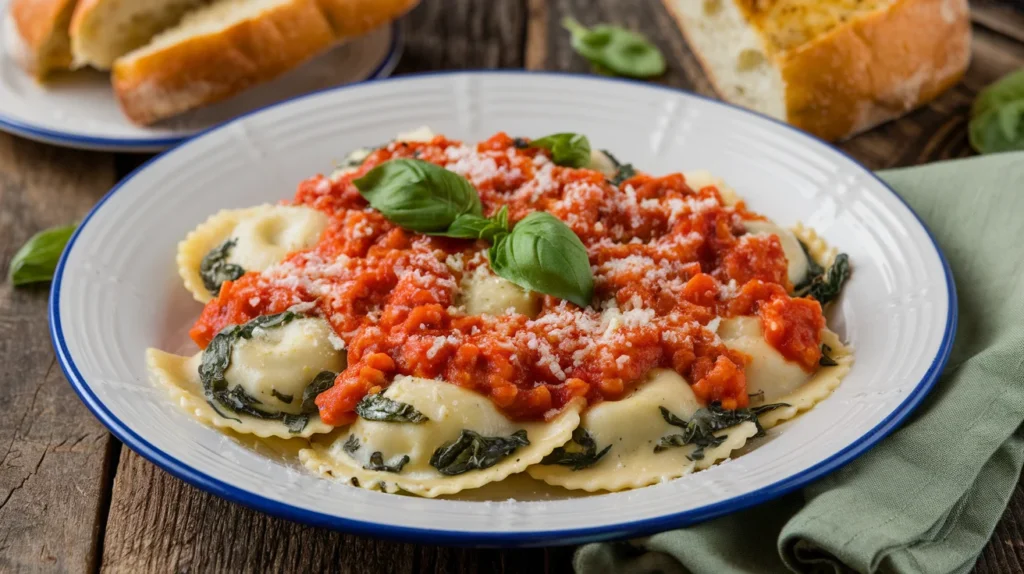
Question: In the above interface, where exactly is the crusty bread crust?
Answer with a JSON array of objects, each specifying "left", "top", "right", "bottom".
[
  {"left": 660, "top": 0, "right": 970, "bottom": 141},
  {"left": 781, "top": 0, "right": 970, "bottom": 141},
  {"left": 11, "top": 0, "right": 78, "bottom": 78},
  {"left": 112, "top": 0, "right": 337, "bottom": 125},
  {"left": 315, "top": 0, "right": 418, "bottom": 37}
]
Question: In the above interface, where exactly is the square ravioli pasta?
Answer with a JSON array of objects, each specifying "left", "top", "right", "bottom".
[{"left": 148, "top": 127, "right": 853, "bottom": 497}]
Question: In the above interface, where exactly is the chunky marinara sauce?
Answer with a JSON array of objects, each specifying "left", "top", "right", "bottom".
[{"left": 190, "top": 133, "right": 825, "bottom": 426}]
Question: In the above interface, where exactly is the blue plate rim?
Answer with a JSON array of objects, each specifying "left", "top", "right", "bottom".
[
  {"left": 0, "top": 21, "right": 403, "bottom": 151},
  {"left": 48, "top": 69, "right": 959, "bottom": 547}
]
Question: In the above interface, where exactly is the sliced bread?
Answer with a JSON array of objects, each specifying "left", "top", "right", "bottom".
[
  {"left": 662, "top": 0, "right": 971, "bottom": 141},
  {"left": 314, "top": 0, "right": 418, "bottom": 37},
  {"left": 10, "top": 0, "right": 79, "bottom": 78},
  {"left": 69, "top": 0, "right": 211, "bottom": 70},
  {"left": 111, "top": 0, "right": 337, "bottom": 125}
]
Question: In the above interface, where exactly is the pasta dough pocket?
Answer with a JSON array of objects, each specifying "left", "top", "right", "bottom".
[
  {"left": 177, "top": 204, "right": 328, "bottom": 302},
  {"left": 146, "top": 313, "right": 343, "bottom": 439},
  {"left": 527, "top": 369, "right": 758, "bottom": 492},
  {"left": 299, "top": 376, "right": 583, "bottom": 497}
]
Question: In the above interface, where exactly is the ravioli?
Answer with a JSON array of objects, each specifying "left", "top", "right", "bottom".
[
  {"left": 459, "top": 264, "right": 541, "bottom": 318},
  {"left": 177, "top": 204, "right": 328, "bottom": 302},
  {"left": 743, "top": 219, "right": 810, "bottom": 286},
  {"left": 527, "top": 369, "right": 758, "bottom": 492},
  {"left": 300, "top": 376, "right": 583, "bottom": 497},
  {"left": 146, "top": 315, "right": 343, "bottom": 438},
  {"left": 683, "top": 170, "right": 740, "bottom": 205}
]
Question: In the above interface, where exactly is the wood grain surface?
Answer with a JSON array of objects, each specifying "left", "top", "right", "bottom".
[{"left": 0, "top": 1, "right": 1022, "bottom": 572}]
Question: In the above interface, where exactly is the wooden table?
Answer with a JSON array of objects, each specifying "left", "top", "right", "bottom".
[{"left": 1, "top": 1, "right": 1022, "bottom": 572}]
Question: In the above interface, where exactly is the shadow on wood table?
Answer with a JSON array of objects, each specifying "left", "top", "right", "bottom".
[{"left": 1, "top": 0, "right": 1023, "bottom": 572}]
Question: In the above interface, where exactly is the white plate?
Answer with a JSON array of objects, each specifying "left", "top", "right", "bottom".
[
  {"left": 51, "top": 71, "right": 957, "bottom": 545},
  {"left": 0, "top": 7, "right": 402, "bottom": 152}
]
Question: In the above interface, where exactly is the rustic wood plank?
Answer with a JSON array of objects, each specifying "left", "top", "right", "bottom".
[
  {"left": 394, "top": 0, "right": 526, "bottom": 73},
  {"left": 0, "top": 134, "right": 118, "bottom": 573},
  {"left": 972, "top": 0, "right": 1024, "bottom": 44}
]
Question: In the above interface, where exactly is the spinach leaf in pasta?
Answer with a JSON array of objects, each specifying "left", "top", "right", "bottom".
[
  {"left": 429, "top": 429, "right": 530, "bottom": 475},
  {"left": 820, "top": 344, "right": 839, "bottom": 367},
  {"left": 343, "top": 434, "right": 361, "bottom": 455},
  {"left": 199, "top": 238, "right": 245, "bottom": 295},
  {"left": 540, "top": 428, "right": 611, "bottom": 470},
  {"left": 355, "top": 394, "right": 429, "bottom": 423},
  {"left": 655, "top": 401, "right": 789, "bottom": 460},
  {"left": 301, "top": 370, "right": 338, "bottom": 414},
  {"left": 600, "top": 149, "right": 637, "bottom": 187},
  {"left": 794, "top": 250, "right": 850, "bottom": 305},
  {"left": 363, "top": 452, "right": 410, "bottom": 474}
]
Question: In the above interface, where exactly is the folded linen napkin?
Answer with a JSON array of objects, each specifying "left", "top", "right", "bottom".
[{"left": 576, "top": 152, "right": 1024, "bottom": 574}]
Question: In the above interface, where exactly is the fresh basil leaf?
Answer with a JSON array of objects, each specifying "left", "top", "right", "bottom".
[
  {"left": 355, "top": 394, "right": 429, "bottom": 423},
  {"left": 364, "top": 451, "right": 410, "bottom": 473},
  {"left": 8, "top": 224, "right": 76, "bottom": 286},
  {"left": 540, "top": 428, "right": 611, "bottom": 470},
  {"left": 489, "top": 212, "right": 594, "bottom": 307},
  {"left": 429, "top": 429, "right": 530, "bottom": 476},
  {"left": 353, "top": 158, "right": 483, "bottom": 232},
  {"left": 199, "top": 238, "right": 245, "bottom": 296},
  {"left": 529, "top": 133, "right": 592, "bottom": 168},
  {"left": 301, "top": 370, "right": 338, "bottom": 414},
  {"left": 970, "top": 101, "right": 1024, "bottom": 155},
  {"left": 443, "top": 206, "right": 510, "bottom": 242},
  {"left": 562, "top": 18, "right": 665, "bottom": 79},
  {"left": 820, "top": 344, "right": 838, "bottom": 367},
  {"left": 794, "top": 253, "right": 850, "bottom": 305}
]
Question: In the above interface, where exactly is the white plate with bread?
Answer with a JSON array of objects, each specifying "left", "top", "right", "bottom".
[{"left": 0, "top": 0, "right": 417, "bottom": 151}]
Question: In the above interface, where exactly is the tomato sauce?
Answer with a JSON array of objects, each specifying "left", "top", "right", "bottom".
[{"left": 189, "top": 133, "right": 825, "bottom": 424}]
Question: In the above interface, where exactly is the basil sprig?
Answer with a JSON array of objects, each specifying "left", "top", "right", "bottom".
[
  {"left": 8, "top": 223, "right": 76, "bottom": 286},
  {"left": 562, "top": 18, "right": 666, "bottom": 79},
  {"left": 528, "top": 133, "right": 591, "bottom": 168},
  {"left": 198, "top": 311, "right": 338, "bottom": 433},
  {"left": 200, "top": 238, "right": 245, "bottom": 295},
  {"left": 794, "top": 253, "right": 850, "bottom": 305},
  {"left": 655, "top": 402, "right": 788, "bottom": 460},
  {"left": 354, "top": 158, "right": 482, "bottom": 232},
  {"left": 969, "top": 69, "right": 1024, "bottom": 154},
  {"left": 489, "top": 212, "right": 594, "bottom": 307},
  {"left": 354, "top": 158, "right": 595, "bottom": 308}
]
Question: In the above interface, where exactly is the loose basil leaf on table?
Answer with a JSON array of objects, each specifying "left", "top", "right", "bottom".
[
  {"left": 489, "top": 211, "right": 595, "bottom": 308},
  {"left": 353, "top": 158, "right": 483, "bottom": 232},
  {"left": 970, "top": 69, "right": 1024, "bottom": 154},
  {"left": 562, "top": 17, "right": 666, "bottom": 79},
  {"left": 8, "top": 223, "right": 76, "bottom": 286},
  {"left": 528, "top": 133, "right": 592, "bottom": 168}
]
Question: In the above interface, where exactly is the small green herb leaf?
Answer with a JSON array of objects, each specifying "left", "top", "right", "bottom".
[
  {"left": 443, "top": 206, "right": 510, "bottom": 242},
  {"left": 794, "top": 253, "right": 850, "bottom": 305},
  {"left": 364, "top": 451, "right": 410, "bottom": 473},
  {"left": 355, "top": 394, "right": 429, "bottom": 423},
  {"left": 8, "top": 224, "right": 76, "bottom": 286},
  {"left": 970, "top": 69, "right": 1024, "bottom": 154},
  {"left": 820, "top": 344, "right": 838, "bottom": 367},
  {"left": 199, "top": 238, "right": 245, "bottom": 295},
  {"left": 354, "top": 159, "right": 483, "bottom": 232},
  {"left": 598, "top": 149, "right": 637, "bottom": 186},
  {"left": 528, "top": 133, "right": 592, "bottom": 168},
  {"left": 429, "top": 429, "right": 530, "bottom": 476},
  {"left": 562, "top": 18, "right": 665, "bottom": 79},
  {"left": 489, "top": 212, "right": 594, "bottom": 307},
  {"left": 540, "top": 428, "right": 611, "bottom": 470}
]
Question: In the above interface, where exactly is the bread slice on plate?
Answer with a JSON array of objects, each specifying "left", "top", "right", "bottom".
[
  {"left": 662, "top": 0, "right": 971, "bottom": 141},
  {"left": 112, "top": 0, "right": 339, "bottom": 126},
  {"left": 69, "top": 0, "right": 211, "bottom": 70},
  {"left": 10, "top": 0, "right": 79, "bottom": 78}
]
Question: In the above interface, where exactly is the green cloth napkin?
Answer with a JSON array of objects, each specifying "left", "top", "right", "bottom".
[{"left": 576, "top": 152, "right": 1024, "bottom": 574}]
